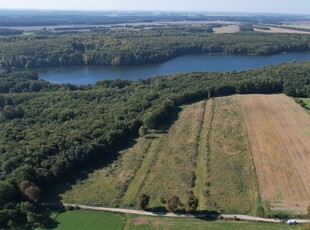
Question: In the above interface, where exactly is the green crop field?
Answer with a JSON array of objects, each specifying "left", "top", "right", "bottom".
[{"left": 41, "top": 209, "right": 298, "bottom": 230}]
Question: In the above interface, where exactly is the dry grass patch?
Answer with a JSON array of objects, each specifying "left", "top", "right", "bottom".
[
  {"left": 139, "top": 101, "right": 206, "bottom": 207},
  {"left": 240, "top": 94, "right": 310, "bottom": 214},
  {"left": 205, "top": 96, "right": 257, "bottom": 213},
  {"left": 122, "top": 134, "right": 165, "bottom": 207},
  {"left": 60, "top": 137, "right": 152, "bottom": 207}
]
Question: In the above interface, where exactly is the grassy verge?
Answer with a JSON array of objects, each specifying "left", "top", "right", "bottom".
[
  {"left": 42, "top": 209, "right": 298, "bottom": 230},
  {"left": 194, "top": 100, "right": 211, "bottom": 210},
  {"left": 301, "top": 98, "right": 310, "bottom": 112}
]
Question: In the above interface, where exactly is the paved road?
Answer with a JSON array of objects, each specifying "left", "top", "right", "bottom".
[{"left": 43, "top": 203, "right": 310, "bottom": 224}]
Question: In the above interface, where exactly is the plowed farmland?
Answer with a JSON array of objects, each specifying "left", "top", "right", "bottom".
[{"left": 239, "top": 94, "right": 310, "bottom": 214}]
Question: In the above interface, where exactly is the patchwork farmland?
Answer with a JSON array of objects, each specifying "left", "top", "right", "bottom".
[{"left": 60, "top": 94, "right": 310, "bottom": 215}]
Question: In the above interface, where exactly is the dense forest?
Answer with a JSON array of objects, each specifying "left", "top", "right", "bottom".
[
  {"left": 0, "top": 29, "right": 23, "bottom": 36},
  {"left": 1, "top": 31, "right": 310, "bottom": 69},
  {"left": 0, "top": 59, "right": 310, "bottom": 227}
]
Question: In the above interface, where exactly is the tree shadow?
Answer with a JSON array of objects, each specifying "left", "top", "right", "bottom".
[
  {"left": 146, "top": 206, "right": 221, "bottom": 221},
  {"left": 37, "top": 206, "right": 63, "bottom": 229},
  {"left": 41, "top": 217, "right": 59, "bottom": 229},
  {"left": 158, "top": 106, "right": 182, "bottom": 132},
  {"left": 145, "top": 135, "right": 158, "bottom": 140},
  {"left": 193, "top": 210, "right": 222, "bottom": 221},
  {"left": 146, "top": 206, "right": 168, "bottom": 213}
]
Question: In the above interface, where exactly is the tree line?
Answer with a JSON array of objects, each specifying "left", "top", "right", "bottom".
[{"left": 0, "top": 31, "right": 310, "bottom": 69}]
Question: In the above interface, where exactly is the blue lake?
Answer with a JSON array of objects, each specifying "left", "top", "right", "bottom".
[{"left": 37, "top": 52, "right": 310, "bottom": 84}]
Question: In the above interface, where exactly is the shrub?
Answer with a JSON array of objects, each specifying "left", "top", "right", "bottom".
[
  {"left": 166, "top": 195, "right": 180, "bottom": 212},
  {"left": 256, "top": 206, "right": 265, "bottom": 217},
  {"left": 138, "top": 194, "right": 150, "bottom": 210}
]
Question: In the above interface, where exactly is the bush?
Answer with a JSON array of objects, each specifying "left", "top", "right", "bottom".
[
  {"left": 256, "top": 206, "right": 265, "bottom": 217},
  {"left": 166, "top": 195, "right": 180, "bottom": 212},
  {"left": 294, "top": 98, "right": 307, "bottom": 108},
  {"left": 185, "top": 194, "right": 198, "bottom": 212},
  {"left": 24, "top": 186, "right": 42, "bottom": 203},
  {"left": 160, "top": 196, "right": 166, "bottom": 204},
  {"left": 138, "top": 194, "right": 150, "bottom": 210}
]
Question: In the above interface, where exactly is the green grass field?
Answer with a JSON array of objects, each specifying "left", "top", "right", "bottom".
[
  {"left": 49, "top": 210, "right": 125, "bottom": 230},
  {"left": 44, "top": 209, "right": 298, "bottom": 230},
  {"left": 302, "top": 98, "right": 310, "bottom": 112}
]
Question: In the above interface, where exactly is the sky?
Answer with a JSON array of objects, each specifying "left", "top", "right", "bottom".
[{"left": 0, "top": 0, "right": 310, "bottom": 15}]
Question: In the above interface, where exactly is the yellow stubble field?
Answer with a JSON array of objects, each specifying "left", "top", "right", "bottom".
[{"left": 239, "top": 94, "right": 310, "bottom": 214}]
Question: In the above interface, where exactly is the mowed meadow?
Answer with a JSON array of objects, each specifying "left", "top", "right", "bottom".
[
  {"left": 59, "top": 94, "right": 310, "bottom": 215},
  {"left": 44, "top": 209, "right": 299, "bottom": 230}
]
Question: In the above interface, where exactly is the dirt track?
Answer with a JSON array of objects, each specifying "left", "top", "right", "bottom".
[
  {"left": 44, "top": 203, "right": 310, "bottom": 224},
  {"left": 239, "top": 94, "right": 310, "bottom": 214}
]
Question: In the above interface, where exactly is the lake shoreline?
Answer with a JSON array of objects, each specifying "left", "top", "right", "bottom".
[{"left": 37, "top": 52, "right": 310, "bottom": 85}]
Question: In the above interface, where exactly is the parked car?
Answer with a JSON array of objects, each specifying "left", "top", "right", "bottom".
[{"left": 286, "top": 219, "right": 298, "bottom": 225}]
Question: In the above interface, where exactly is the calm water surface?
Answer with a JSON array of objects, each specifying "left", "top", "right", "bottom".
[{"left": 37, "top": 52, "right": 310, "bottom": 85}]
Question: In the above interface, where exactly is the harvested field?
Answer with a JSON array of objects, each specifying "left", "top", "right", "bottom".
[
  {"left": 239, "top": 94, "right": 310, "bottom": 214},
  {"left": 254, "top": 26, "right": 310, "bottom": 34},
  {"left": 213, "top": 25, "right": 240, "bottom": 34}
]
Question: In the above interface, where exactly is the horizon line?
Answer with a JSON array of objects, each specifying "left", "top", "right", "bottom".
[{"left": 0, "top": 8, "right": 309, "bottom": 16}]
